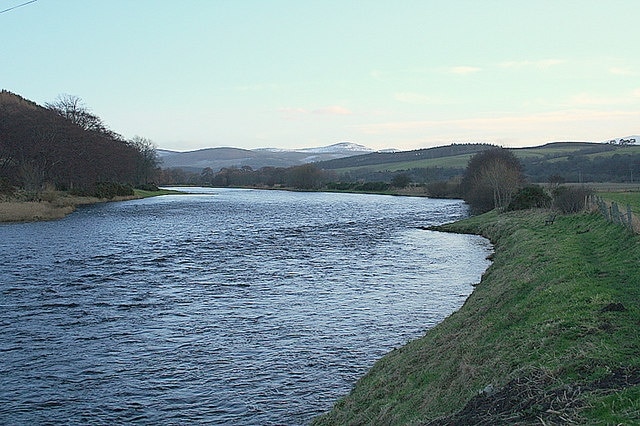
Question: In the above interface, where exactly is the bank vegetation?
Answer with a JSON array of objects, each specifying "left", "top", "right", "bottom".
[{"left": 313, "top": 208, "right": 640, "bottom": 424}]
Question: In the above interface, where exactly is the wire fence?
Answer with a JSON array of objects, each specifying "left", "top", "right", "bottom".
[{"left": 588, "top": 195, "right": 640, "bottom": 233}]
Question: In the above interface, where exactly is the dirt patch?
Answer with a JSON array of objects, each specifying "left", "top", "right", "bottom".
[{"left": 425, "top": 367, "right": 640, "bottom": 426}]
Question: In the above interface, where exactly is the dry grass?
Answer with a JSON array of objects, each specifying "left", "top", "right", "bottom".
[
  {"left": 0, "top": 201, "right": 75, "bottom": 222},
  {"left": 0, "top": 191, "right": 138, "bottom": 222}
]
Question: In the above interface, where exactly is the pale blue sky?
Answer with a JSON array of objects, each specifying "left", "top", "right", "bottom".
[{"left": 2, "top": 0, "right": 639, "bottom": 151}]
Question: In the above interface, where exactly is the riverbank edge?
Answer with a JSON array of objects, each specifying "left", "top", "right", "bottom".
[
  {"left": 312, "top": 208, "right": 640, "bottom": 425},
  {"left": 0, "top": 189, "right": 179, "bottom": 223}
]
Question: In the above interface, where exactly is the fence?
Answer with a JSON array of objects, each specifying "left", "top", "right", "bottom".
[{"left": 588, "top": 195, "right": 640, "bottom": 233}]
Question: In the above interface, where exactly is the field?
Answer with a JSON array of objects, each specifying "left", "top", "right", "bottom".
[
  {"left": 314, "top": 209, "right": 640, "bottom": 424},
  {"left": 600, "top": 191, "right": 640, "bottom": 216},
  {"left": 327, "top": 143, "right": 640, "bottom": 178}
]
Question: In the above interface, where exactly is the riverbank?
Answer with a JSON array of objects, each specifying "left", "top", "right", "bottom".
[
  {"left": 0, "top": 189, "right": 178, "bottom": 223},
  {"left": 313, "top": 209, "right": 640, "bottom": 424}
]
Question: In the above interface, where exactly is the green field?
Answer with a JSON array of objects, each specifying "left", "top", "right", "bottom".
[
  {"left": 600, "top": 191, "right": 640, "bottom": 216},
  {"left": 334, "top": 143, "right": 640, "bottom": 179},
  {"left": 314, "top": 209, "right": 640, "bottom": 424},
  {"left": 329, "top": 143, "right": 640, "bottom": 175}
]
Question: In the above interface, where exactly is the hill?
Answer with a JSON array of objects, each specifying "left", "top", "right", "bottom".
[
  {"left": 157, "top": 142, "right": 374, "bottom": 172},
  {"left": 314, "top": 141, "right": 640, "bottom": 184}
]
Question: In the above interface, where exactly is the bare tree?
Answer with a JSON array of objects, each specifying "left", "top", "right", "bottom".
[
  {"left": 129, "top": 135, "right": 159, "bottom": 185},
  {"left": 46, "top": 94, "right": 108, "bottom": 134},
  {"left": 461, "top": 147, "right": 525, "bottom": 213}
]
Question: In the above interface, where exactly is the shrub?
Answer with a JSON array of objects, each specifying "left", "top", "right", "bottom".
[
  {"left": 0, "top": 178, "right": 15, "bottom": 198},
  {"left": 357, "top": 181, "right": 390, "bottom": 191},
  {"left": 507, "top": 185, "right": 552, "bottom": 211},
  {"left": 426, "top": 181, "right": 461, "bottom": 199},
  {"left": 135, "top": 183, "right": 160, "bottom": 191},
  {"left": 552, "top": 186, "right": 594, "bottom": 213},
  {"left": 93, "top": 182, "right": 134, "bottom": 199}
]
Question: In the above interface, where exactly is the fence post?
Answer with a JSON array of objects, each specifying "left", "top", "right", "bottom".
[
  {"left": 611, "top": 202, "right": 620, "bottom": 223},
  {"left": 627, "top": 204, "right": 633, "bottom": 230}
]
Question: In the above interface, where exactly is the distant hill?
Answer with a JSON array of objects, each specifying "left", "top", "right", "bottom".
[
  {"left": 315, "top": 143, "right": 496, "bottom": 170},
  {"left": 158, "top": 142, "right": 374, "bottom": 172},
  {"left": 312, "top": 141, "right": 640, "bottom": 184},
  {"left": 159, "top": 139, "right": 640, "bottom": 184}
]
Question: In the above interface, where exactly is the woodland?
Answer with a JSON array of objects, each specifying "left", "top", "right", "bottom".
[{"left": 0, "top": 91, "right": 158, "bottom": 198}]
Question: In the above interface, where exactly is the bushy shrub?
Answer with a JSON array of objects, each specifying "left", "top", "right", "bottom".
[
  {"left": 93, "top": 182, "right": 134, "bottom": 199},
  {"left": 507, "top": 185, "right": 552, "bottom": 211},
  {"left": 357, "top": 181, "right": 390, "bottom": 191},
  {"left": 426, "top": 180, "right": 461, "bottom": 199},
  {"left": 552, "top": 186, "right": 594, "bottom": 213},
  {"left": 135, "top": 183, "right": 160, "bottom": 191}
]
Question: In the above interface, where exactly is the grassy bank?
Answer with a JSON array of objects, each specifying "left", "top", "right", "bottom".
[
  {"left": 0, "top": 188, "right": 178, "bottom": 222},
  {"left": 313, "top": 209, "right": 640, "bottom": 424}
]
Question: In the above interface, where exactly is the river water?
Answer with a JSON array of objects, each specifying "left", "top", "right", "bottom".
[{"left": 0, "top": 188, "right": 491, "bottom": 425}]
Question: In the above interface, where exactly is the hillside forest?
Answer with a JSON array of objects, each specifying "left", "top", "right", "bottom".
[{"left": 0, "top": 91, "right": 158, "bottom": 198}]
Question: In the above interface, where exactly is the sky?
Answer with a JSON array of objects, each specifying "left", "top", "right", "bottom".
[{"left": 1, "top": 0, "right": 639, "bottom": 152}]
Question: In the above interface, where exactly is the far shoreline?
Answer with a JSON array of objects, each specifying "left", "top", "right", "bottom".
[
  {"left": 0, "top": 185, "right": 456, "bottom": 224},
  {"left": 0, "top": 188, "right": 180, "bottom": 223}
]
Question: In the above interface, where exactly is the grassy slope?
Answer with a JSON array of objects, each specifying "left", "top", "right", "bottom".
[{"left": 313, "top": 209, "right": 640, "bottom": 425}]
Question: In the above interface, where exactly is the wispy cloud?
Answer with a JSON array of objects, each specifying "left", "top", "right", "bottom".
[
  {"left": 278, "top": 107, "right": 308, "bottom": 120},
  {"left": 449, "top": 66, "right": 482, "bottom": 75},
  {"left": 349, "top": 110, "right": 640, "bottom": 146},
  {"left": 563, "top": 89, "right": 640, "bottom": 107},
  {"left": 499, "top": 59, "right": 566, "bottom": 69},
  {"left": 312, "top": 105, "right": 352, "bottom": 115},
  {"left": 609, "top": 66, "right": 636, "bottom": 76},
  {"left": 279, "top": 105, "right": 352, "bottom": 120},
  {"left": 393, "top": 92, "right": 452, "bottom": 105},
  {"left": 231, "top": 83, "right": 280, "bottom": 92}
]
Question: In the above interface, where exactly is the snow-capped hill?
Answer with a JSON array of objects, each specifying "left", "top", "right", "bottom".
[
  {"left": 603, "top": 135, "right": 639, "bottom": 145},
  {"left": 156, "top": 142, "right": 375, "bottom": 171},
  {"left": 299, "top": 142, "right": 374, "bottom": 154}
]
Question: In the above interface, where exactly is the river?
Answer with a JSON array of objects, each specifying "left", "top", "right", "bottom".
[{"left": 0, "top": 188, "right": 491, "bottom": 425}]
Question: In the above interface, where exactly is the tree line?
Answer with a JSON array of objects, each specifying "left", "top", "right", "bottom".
[
  {"left": 459, "top": 147, "right": 594, "bottom": 215},
  {"left": 0, "top": 91, "right": 159, "bottom": 196}
]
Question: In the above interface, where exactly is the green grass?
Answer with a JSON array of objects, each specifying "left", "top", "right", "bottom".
[
  {"left": 313, "top": 209, "right": 640, "bottom": 424},
  {"left": 133, "top": 188, "right": 182, "bottom": 198},
  {"left": 600, "top": 191, "right": 640, "bottom": 216}
]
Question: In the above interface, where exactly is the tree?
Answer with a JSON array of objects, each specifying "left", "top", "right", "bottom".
[
  {"left": 1, "top": 91, "right": 146, "bottom": 193},
  {"left": 45, "top": 94, "right": 109, "bottom": 134},
  {"left": 129, "top": 135, "right": 160, "bottom": 185},
  {"left": 286, "top": 164, "right": 325, "bottom": 189},
  {"left": 201, "top": 167, "right": 215, "bottom": 185},
  {"left": 461, "top": 148, "right": 525, "bottom": 213},
  {"left": 391, "top": 173, "right": 411, "bottom": 188}
]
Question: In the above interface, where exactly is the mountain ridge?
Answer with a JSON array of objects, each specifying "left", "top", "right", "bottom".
[{"left": 157, "top": 142, "right": 375, "bottom": 172}]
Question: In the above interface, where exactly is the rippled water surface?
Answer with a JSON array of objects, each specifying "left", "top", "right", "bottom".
[{"left": 0, "top": 188, "right": 491, "bottom": 425}]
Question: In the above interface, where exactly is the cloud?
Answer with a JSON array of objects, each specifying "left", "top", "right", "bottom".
[
  {"left": 449, "top": 66, "right": 482, "bottom": 75},
  {"left": 279, "top": 105, "right": 352, "bottom": 120},
  {"left": 278, "top": 107, "right": 308, "bottom": 120},
  {"left": 312, "top": 105, "right": 352, "bottom": 115},
  {"left": 609, "top": 67, "right": 636, "bottom": 76},
  {"left": 563, "top": 89, "right": 640, "bottom": 107},
  {"left": 394, "top": 92, "right": 430, "bottom": 104},
  {"left": 499, "top": 59, "right": 566, "bottom": 69},
  {"left": 349, "top": 110, "right": 640, "bottom": 146}
]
